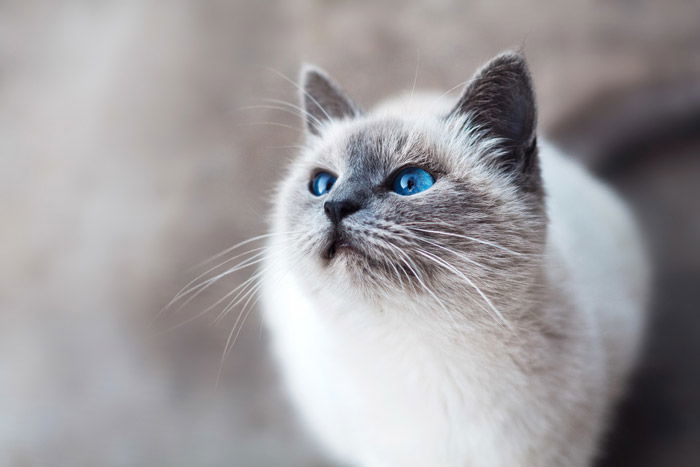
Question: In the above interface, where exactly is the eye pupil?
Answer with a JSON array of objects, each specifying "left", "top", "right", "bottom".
[
  {"left": 392, "top": 167, "right": 434, "bottom": 196},
  {"left": 310, "top": 171, "right": 337, "bottom": 196}
]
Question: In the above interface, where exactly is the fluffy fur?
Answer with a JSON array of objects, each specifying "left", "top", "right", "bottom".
[{"left": 260, "top": 52, "right": 649, "bottom": 466}]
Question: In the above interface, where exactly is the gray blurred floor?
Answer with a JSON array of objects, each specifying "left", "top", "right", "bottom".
[{"left": 1, "top": 1, "right": 699, "bottom": 466}]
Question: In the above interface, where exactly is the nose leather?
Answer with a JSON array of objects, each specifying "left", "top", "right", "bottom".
[{"left": 324, "top": 199, "right": 361, "bottom": 225}]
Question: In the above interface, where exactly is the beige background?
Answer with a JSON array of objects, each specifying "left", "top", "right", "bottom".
[{"left": 2, "top": 1, "right": 699, "bottom": 466}]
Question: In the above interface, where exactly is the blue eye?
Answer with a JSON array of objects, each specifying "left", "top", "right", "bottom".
[
  {"left": 310, "top": 171, "right": 337, "bottom": 196},
  {"left": 392, "top": 167, "right": 434, "bottom": 196}
]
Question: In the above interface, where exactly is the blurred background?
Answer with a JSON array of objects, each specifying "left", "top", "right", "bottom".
[{"left": 2, "top": 1, "right": 699, "bottom": 465}]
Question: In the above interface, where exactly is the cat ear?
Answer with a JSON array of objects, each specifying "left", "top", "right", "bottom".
[
  {"left": 300, "top": 64, "right": 362, "bottom": 136},
  {"left": 449, "top": 52, "right": 538, "bottom": 179}
]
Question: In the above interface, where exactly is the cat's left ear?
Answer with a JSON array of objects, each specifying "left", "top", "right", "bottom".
[
  {"left": 300, "top": 64, "right": 362, "bottom": 136},
  {"left": 449, "top": 52, "right": 538, "bottom": 182}
]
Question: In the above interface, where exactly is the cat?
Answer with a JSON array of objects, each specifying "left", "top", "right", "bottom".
[{"left": 260, "top": 51, "right": 650, "bottom": 467}]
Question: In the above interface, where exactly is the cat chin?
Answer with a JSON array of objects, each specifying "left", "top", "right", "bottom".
[{"left": 303, "top": 255, "right": 390, "bottom": 297}]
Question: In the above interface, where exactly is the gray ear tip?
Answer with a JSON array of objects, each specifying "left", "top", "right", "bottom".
[
  {"left": 492, "top": 50, "right": 529, "bottom": 69},
  {"left": 498, "top": 49, "right": 525, "bottom": 58},
  {"left": 299, "top": 63, "right": 328, "bottom": 84}
]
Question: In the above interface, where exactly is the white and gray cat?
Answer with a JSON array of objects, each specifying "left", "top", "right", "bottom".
[{"left": 260, "top": 52, "right": 650, "bottom": 466}]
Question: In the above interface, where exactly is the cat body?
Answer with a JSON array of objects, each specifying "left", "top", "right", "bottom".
[{"left": 260, "top": 53, "right": 649, "bottom": 466}]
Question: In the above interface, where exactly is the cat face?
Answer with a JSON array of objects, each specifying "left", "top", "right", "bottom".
[{"left": 271, "top": 53, "right": 547, "bottom": 317}]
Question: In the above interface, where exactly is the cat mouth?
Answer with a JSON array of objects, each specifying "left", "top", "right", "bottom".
[{"left": 322, "top": 231, "right": 356, "bottom": 261}]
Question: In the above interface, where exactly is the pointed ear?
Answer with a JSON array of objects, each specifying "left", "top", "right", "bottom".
[
  {"left": 449, "top": 52, "right": 538, "bottom": 179},
  {"left": 300, "top": 64, "right": 362, "bottom": 136}
]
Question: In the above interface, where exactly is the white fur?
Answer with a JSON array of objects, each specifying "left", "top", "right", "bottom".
[{"left": 261, "top": 94, "right": 649, "bottom": 466}]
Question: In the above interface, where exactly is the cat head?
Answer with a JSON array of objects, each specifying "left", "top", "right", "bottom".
[{"left": 270, "top": 52, "right": 547, "bottom": 319}]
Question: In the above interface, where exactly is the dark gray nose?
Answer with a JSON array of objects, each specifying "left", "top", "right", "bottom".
[{"left": 324, "top": 199, "right": 361, "bottom": 225}]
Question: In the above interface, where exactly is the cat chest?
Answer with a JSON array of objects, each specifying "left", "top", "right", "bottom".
[{"left": 287, "top": 314, "right": 521, "bottom": 460}]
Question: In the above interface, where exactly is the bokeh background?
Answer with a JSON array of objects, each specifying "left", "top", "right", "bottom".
[{"left": 2, "top": 1, "right": 699, "bottom": 466}]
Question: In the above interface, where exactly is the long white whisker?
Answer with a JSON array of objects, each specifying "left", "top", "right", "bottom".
[
  {"left": 161, "top": 230, "right": 303, "bottom": 315},
  {"left": 265, "top": 67, "right": 334, "bottom": 122},
  {"left": 238, "top": 104, "right": 306, "bottom": 124},
  {"left": 163, "top": 248, "right": 267, "bottom": 313},
  {"left": 212, "top": 270, "right": 266, "bottom": 322},
  {"left": 245, "top": 121, "right": 299, "bottom": 131},
  {"left": 409, "top": 234, "right": 494, "bottom": 271},
  {"left": 157, "top": 267, "right": 267, "bottom": 335},
  {"left": 167, "top": 251, "right": 267, "bottom": 314},
  {"left": 239, "top": 101, "right": 324, "bottom": 132},
  {"left": 191, "top": 230, "right": 303, "bottom": 270},
  {"left": 405, "top": 224, "right": 528, "bottom": 257},
  {"left": 211, "top": 271, "right": 264, "bottom": 325},
  {"left": 387, "top": 255, "right": 408, "bottom": 291},
  {"left": 381, "top": 241, "right": 461, "bottom": 329},
  {"left": 223, "top": 279, "right": 264, "bottom": 355},
  {"left": 415, "top": 248, "right": 513, "bottom": 331},
  {"left": 409, "top": 48, "right": 420, "bottom": 100},
  {"left": 210, "top": 243, "right": 296, "bottom": 323},
  {"left": 215, "top": 280, "right": 265, "bottom": 388},
  {"left": 260, "top": 97, "right": 325, "bottom": 129}
]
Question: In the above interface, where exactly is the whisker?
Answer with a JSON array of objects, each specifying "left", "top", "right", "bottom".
[
  {"left": 191, "top": 230, "right": 304, "bottom": 271},
  {"left": 225, "top": 279, "right": 265, "bottom": 353},
  {"left": 409, "top": 48, "right": 420, "bottom": 100},
  {"left": 408, "top": 234, "right": 494, "bottom": 272},
  {"left": 212, "top": 270, "right": 266, "bottom": 323},
  {"left": 404, "top": 223, "right": 531, "bottom": 257},
  {"left": 380, "top": 241, "right": 462, "bottom": 329},
  {"left": 215, "top": 280, "right": 264, "bottom": 388},
  {"left": 211, "top": 270, "right": 264, "bottom": 325},
  {"left": 238, "top": 101, "right": 325, "bottom": 133},
  {"left": 213, "top": 251, "right": 295, "bottom": 386},
  {"left": 166, "top": 251, "right": 268, "bottom": 314},
  {"left": 237, "top": 104, "right": 306, "bottom": 124},
  {"left": 161, "top": 231, "right": 303, "bottom": 315},
  {"left": 356, "top": 234, "right": 410, "bottom": 292},
  {"left": 159, "top": 232, "right": 300, "bottom": 330},
  {"left": 164, "top": 248, "right": 267, "bottom": 313},
  {"left": 415, "top": 248, "right": 513, "bottom": 331},
  {"left": 260, "top": 97, "right": 325, "bottom": 130},
  {"left": 244, "top": 121, "right": 299, "bottom": 131},
  {"left": 265, "top": 67, "right": 334, "bottom": 123},
  {"left": 157, "top": 266, "right": 268, "bottom": 335}
]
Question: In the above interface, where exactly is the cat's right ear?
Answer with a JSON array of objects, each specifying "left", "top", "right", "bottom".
[
  {"left": 300, "top": 64, "right": 362, "bottom": 136},
  {"left": 448, "top": 52, "right": 538, "bottom": 187}
]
